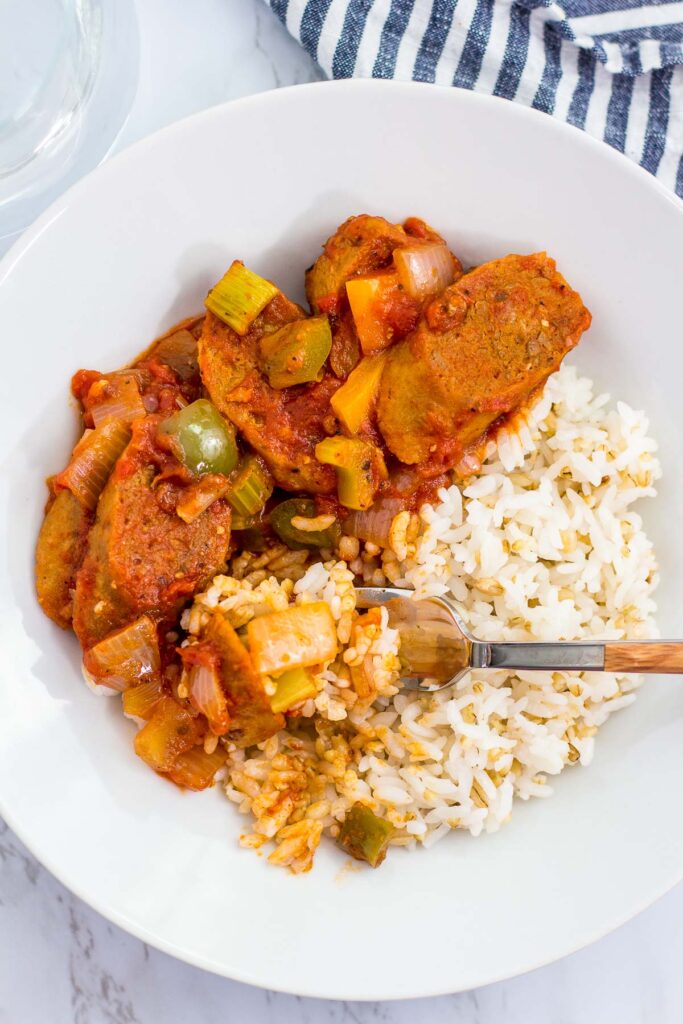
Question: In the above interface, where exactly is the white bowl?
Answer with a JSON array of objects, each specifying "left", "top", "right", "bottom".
[{"left": 1, "top": 80, "right": 682, "bottom": 1000}]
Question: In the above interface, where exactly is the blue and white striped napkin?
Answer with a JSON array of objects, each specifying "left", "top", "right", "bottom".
[{"left": 266, "top": 0, "right": 683, "bottom": 197}]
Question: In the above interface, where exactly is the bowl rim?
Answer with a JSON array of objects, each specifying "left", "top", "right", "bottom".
[{"left": 2, "top": 77, "right": 683, "bottom": 1000}]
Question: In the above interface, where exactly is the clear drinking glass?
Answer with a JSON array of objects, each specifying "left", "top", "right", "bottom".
[{"left": 0, "top": 0, "right": 139, "bottom": 254}]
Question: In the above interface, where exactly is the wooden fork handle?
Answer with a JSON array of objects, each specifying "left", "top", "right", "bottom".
[{"left": 604, "top": 642, "right": 683, "bottom": 673}]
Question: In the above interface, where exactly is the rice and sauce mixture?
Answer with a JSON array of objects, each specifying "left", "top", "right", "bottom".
[{"left": 182, "top": 364, "right": 660, "bottom": 872}]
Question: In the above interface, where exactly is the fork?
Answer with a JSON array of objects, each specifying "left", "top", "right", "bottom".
[{"left": 355, "top": 586, "right": 683, "bottom": 691}]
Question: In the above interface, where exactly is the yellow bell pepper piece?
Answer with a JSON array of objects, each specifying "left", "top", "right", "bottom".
[
  {"left": 331, "top": 352, "right": 387, "bottom": 435},
  {"left": 346, "top": 272, "right": 400, "bottom": 355},
  {"left": 270, "top": 667, "right": 317, "bottom": 714}
]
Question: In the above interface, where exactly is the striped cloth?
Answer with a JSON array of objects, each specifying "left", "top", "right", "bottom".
[{"left": 265, "top": 0, "right": 683, "bottom": 197}]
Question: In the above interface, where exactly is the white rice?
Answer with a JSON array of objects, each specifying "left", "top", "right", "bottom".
[
  {"left": 368, "top": 363, "right": 660, "bottom": 837},
  {"left": 186, "top": 363, "right": 661, "bottom": 869}
]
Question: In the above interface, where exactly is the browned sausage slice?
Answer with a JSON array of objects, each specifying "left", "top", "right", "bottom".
[
  {"left": 35, "top": 490, "right": 92, "bottom": 629},
  {"left": 73, "top": 419, "right": 231, "bottom": 648},
  {"left": 377, "top": 253, "right": 592, "bottom": 465}
]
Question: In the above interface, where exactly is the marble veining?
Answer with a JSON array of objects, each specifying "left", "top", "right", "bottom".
[
  {"left": 2, "top": 0, "right": 682, "bottom": 1020},
  {"left": 3, "top": 798, "right": 683, "bottom": 1024}
]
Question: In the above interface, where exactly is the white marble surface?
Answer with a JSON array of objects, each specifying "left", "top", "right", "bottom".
[{"left": 2, "top": 0, "right": 682, "bottom": 1020}]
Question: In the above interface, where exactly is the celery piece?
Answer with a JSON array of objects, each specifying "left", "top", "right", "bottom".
[
  {"left": 270, "top": 667, "right": 317, "bottom": 714},
  {"left": 205, "top": 261, "right": 279, "bottom": 336},
  {"left": 226, "top": 455, "right": 274, "bottom": 517},
  {"left": 259, "top": 315, "right": 332, "bottom": 389},
  {"left": 336, "top": 803, "right": 395, "bottom": 868},
  {"left": 315, "top": 436, "right": 387, "bottom": 511}
]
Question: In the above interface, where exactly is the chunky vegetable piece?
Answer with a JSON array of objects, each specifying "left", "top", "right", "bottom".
[
  {"left": 73, "top": 369, "right": 148, "bottom": 426},
  {"left": 225, "top": 455, "right": 273, "bottom": 516},
  {"left": 259, "top": 316, "right": 332, "bottom": 389},
  {"left": 269, "top": 498, "right": 338, "bottom": 550},
  {"left": 378, "top": 253, "right": 592, "bottom": 465},
  {"left": 83, "top": 615, "right": 160, "bottom": 691},
  {"left": 122, "top": 677, "right": 164, "bottom": 721},
  {"left": 134, "top": 696, "right": 204, "bottom": 773},
  {"left": 330, "top": 352, "right": 387, "bottom": 435},
  {"left": 247, "top": 602, "right": 338, "bottom": 676},
  {"left": 166, "top": 745, "right": 227, "bottom": 790},
  {"left": 336, "top": 803, "right": 395, "bottom": 867},
  {"left": 270, "top": 667, "right": 317, "bottom": 713},
  {"left": 204, "top": 612, "right": 284, "bottom": 747},
  {"left": 180, "top": 642, "right": 230, "bottom": 736},
  {"left": 315, "top": 436, "right": 387, "bottom": 511},
  {"left": 89, "top": 372, "right": 147, "bottom": 428},
  {"left": 393, "top": 242, "right": 457, "bottom": 300},
  {"left": 74, "top": 350, "right": 197, "bottom": 429},
  {"left": 144, "top": 325, "right": 200, "bottom": 383},
  {"left": 159, "top": 399, "right": 238, "bottom": 477},
  {"left": 342, "top": 496, "right": 404, "bottom": 549},
  {"left": 205, "top": 261, "right": 279, "bottom": 335},
  {"left": 35, "top": 490, "right": 92, "bottom": 628},
  {"left": 54, "top": 420, "right": 132, "bottom": 510},
  {"left": 349, "top": 608, "right": 383, "bottom": 704},
  {"left": 175, "top": 474, "right": 230, "bottom": 524},
  {"left": 346, "top": 272, "right": 419, "bottom": 355}
]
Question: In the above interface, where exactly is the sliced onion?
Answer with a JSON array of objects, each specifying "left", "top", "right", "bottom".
[
  {"left": 166, "top": 744, "right": 227, "bottom": 790},
  {"left": 343, "top": 496, "right": 404, "bottom": 548},
  {"left": 122, "top": 677, "right": 165, "bottom": 720},
  {"left": 387, "top": 465, "right": 420, "bottom": 493},
  {"left": 176, "top": 474, "right": 230, "bottom": 524},
  {"left": 84, "top": 615, "right": 160, "bottom": 691},
  {"left": 181, "top": 650, "right": 231, "bottom": 735},
  {"left": 393, "top": 243, "right": 456, "bottom": 300},
  {"left": 134, "top": 697, "right": 202, "bottom": 772},
  {"left": 149, "top": 328, "right": 199, "bottom": 381},
  {"left": 55, "top": 419, "right": 131, "bottom": 509},
  {"left": 81, "top": 663, "right": 120, "bottom": 696},
  {"left": 91, "top": 372, "right": 147, "bottom": 428},
  {"left": 350, "top": 652, "right": 377, "bottom": 702}
]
